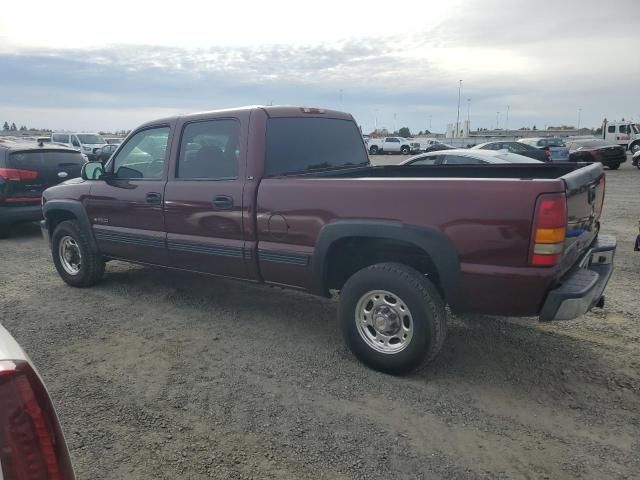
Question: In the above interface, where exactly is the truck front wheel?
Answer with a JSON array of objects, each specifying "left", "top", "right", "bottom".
[
  {"left": 338, "top": 262, "right": 447, "bottom": 374},
  {"left": 401, "top": 146, "right": 410, "bottom": 155},
  {"left": 52, "top": 220, "right": 105, "bottom": 287},
  {"left": 630, "top": 142, "right": 640, "bottom": 154}
]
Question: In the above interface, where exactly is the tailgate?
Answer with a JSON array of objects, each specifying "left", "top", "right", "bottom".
[
  {"left": 2, "top": 150, "right": 85, "bottom": 203},
  {"left": 558, "top": 162, "right": 605, "bottom": 274}
]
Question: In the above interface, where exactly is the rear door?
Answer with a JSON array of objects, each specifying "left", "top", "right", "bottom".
[
  {"left": 163, "top": 115, "right": 249, "bottom": 279},
  {"left": 1, "top": 149, "right": 85, "bottom": 204},
  {"left": 85, "top": 125, "right": 172, "bottom": 265},
  {"left": 384, "top": 137, "right": 401, "bottom": 152}
]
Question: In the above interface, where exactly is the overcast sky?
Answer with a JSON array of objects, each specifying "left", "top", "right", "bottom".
[{"left": 1, "top": 0, "right": 639, "bottom": 133}]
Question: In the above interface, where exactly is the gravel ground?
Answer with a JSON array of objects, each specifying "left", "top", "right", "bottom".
[{"left": 1, "top": 157, "right": 639, "bottom": 479}]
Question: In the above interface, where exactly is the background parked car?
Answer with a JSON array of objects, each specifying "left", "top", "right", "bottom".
[
  {"left": 0, "top": 323, "right": 76, "bottom": 479},
  {"left": 0, "top": 139, "right": 86, "bottom": 237},
  {"left": 401, "top": 149, "right": 543, "bottom": 165},
  {"left": 566, "top": 138, "right": 627, "bottom": 170},
  {"left": 51, "top": 132, "right": 107, "bottom": 160},
  {"left": 518, "top": 137, "right": 570, "bottom": 162},
  {"left": 472, "top": 141, "right": 548, "bottom": 162},
  {"left": 104, "top": 137, "right": 124, "bottom": 145},
  {"left": 94, "top": 143, "right": 119, "bottom": 163}
]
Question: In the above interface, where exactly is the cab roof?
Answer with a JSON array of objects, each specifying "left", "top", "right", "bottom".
[{"left": 137, "top": 105, "right": 354, "bottom": 129}]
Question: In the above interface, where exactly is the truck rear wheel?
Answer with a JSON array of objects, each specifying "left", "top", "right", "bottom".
[
  {"left": 338, "top": 262, "right": 447, "bottom": 374},
  {"left": 51, "top": 220, "right": 105, "bottom": 287},
  {"left": 401, "top": 146, "right": 410, "bottom": 155},
  {"left": 369, "top": 145, "right": 378, "bottom": 155}
]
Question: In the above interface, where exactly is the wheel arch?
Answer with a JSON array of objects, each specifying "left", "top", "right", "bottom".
[
  {"left": 43, "top": 200, "right": 99, "bottom": 252},
  {"left": 312, "top": 220, "right": 465, "bottom": 312}
]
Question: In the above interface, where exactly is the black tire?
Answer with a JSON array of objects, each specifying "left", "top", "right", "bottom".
[
  {"left": 608, "top": 163, "right": 620, "bottom": 170},
  {"left": 630, "top": 142, "right": 640, "bottom": 154},
  {"left": 338, "top": 262, "right": 447, "bottom": 374},
  {"left": 401, "top": 146, "right": 410, "bottom": 155},
  {"left": 51, "top": 220, "right": 105, "bottom": 287},
  {"left": 369, "top": 146, "right": 378, "bottom": 155}
]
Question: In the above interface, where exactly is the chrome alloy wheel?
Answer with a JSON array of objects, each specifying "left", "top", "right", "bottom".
[
  {"left": 58, "top": 235, "right": 82, "bottom": 275},
  {"left": 355, "top": 290, "right": 413, "bottom": 354}
]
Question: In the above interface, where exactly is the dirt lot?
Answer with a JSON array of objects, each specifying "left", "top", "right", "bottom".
[{"left": 1, "top": 157, "right": 639, "bottom": 479}]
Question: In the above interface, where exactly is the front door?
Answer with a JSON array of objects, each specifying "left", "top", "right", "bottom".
[
  {"left": 85, "top": 125, "right": 172, "bottom": 265},
  {"left": 163, "top": 117, "right": 248, "bottom": 279}
]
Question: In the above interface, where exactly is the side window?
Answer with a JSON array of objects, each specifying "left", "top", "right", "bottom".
[
  {"left": 442, "top": 155, "right": 481, "bottom": 164},
  {"left": 112, "top": 127, "right": 169, "bottom": 179},
  {"left": 177, "top": 119, "right": 240, "bottom": 179},
  {"left": 509, "top": 143, "right": 527, "bottom": 153},
  {"left": 619, "top": 125, "right": 628, "bottom": 134},
  {"left": 608, "top": 125, "right": 616, "bottom": 133},
  {"left": 71, "top": 136, "right": 80, "bottom": 147},
  {"left": 409, "top": 156, "right": 437, "bottom": 165}
]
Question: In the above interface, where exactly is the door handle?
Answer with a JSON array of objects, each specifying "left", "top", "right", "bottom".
[
  {"left": 213, "top": 195, "right": 233, "bottom": 209},
  {"left": 146, "top": 192, "right": 162, "bottom": 204}
]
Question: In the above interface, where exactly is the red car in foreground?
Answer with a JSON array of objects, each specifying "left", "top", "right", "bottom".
[{"left": 0, "top": 324, "right": 75, "bottom": 479}]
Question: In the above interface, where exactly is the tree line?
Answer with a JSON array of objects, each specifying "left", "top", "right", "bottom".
[{"left": 2, "top": 121, "right": 52, "bottom": 133}]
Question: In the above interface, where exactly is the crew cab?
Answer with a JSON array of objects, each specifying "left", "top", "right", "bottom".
[
  {"left": 40, "top": 106, "right": 616, "bottom": 373},
  {"left": 367, "top": 136, "right": 419, "bottom": 155},
  {"left": 0, "top": 323, "right": 75, "bottom": 479}
]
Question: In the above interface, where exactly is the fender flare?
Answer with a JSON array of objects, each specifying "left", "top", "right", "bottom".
[
  {"left": 312, "top": 220, "right": 465, "bottom": 312},
  {"left": 43, "top": 199, "right": 99, "bottom": 252}
]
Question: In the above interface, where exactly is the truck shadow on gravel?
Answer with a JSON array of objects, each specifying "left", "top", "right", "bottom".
[
  {"left": 2, "top": 221, "right": 41, "bottom": 239},
  {"left": 96, "top": 262, "right": 638, "bottom": 414}
]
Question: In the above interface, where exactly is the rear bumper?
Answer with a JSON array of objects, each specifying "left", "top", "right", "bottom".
[
  {"left": 0, "top": 205, "right": 42, "bottom": 226},
  {"left": 539, "top": 235, "right": 616, "bottom": 321}
]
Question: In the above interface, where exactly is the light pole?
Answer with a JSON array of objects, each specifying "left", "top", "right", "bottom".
[
  {"left": 455, "top": 80, "right": 462, "bottom": 139},
  {"left": 467, "top": 98, "right": 471, "bottom": 133},
  {"left": 496, "top": 111, "right": 500, "bottom": 130},
  {"left": 506, "top": 105, "right": 510, "bottom": 132},
  {"left": 577, "top": 108, "right": 582, "bottom": 129},
  {"left": 429, "top": 114, "right": 432, "bottom": 132}
]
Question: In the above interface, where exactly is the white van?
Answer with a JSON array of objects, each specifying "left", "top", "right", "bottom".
[{"left": 51, "top": 133, "right": 107, "bottom": 160}]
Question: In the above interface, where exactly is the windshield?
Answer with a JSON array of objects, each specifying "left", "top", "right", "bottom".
[
  {"left": 77, "top": 134, "right": 105, "bottom": 144},
  {"left": 265, "top": 117, "right": 369, "bottom": 176},
  {"left": 632, "top": 124, "right": 640, "bottom": 135}
]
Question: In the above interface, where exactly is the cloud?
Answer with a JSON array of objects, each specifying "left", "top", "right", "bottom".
[{"left": 1, "top": 1, "right": 639, "bottom": 132}]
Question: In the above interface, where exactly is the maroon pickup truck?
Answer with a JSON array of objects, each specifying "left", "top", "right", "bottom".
[{"left": 40, "top": 106, "right": 616, "bottom": 373}]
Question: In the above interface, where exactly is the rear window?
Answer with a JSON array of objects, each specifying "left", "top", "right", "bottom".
[
  {"left": 539, "top": 138, "right": 566, "bottom": 147},
  {"left": 572, "top": 140, "right": 611, "bottom": 148},
  {"left": 265, "top": 118, "right": 368, "bottom": 176},
  {"left": 52, "top": 134, "right": 68, "bottom": 143},
  {"left": 8, "top": 150, "right": 85, "bottom": 169}
]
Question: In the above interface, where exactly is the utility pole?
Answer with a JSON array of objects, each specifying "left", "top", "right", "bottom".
[
  {"left": 455, "top": 80, "right": 462, "bottom": 138},
  {"left": 467, "top": 98, "right": 471, "bottom": 133},
  {"left": 393, "top": 113, "right": 397, "bottom": 134},
  {"left": 506, "top": 105, "right": 510, "bottom": 131},
  {"left": 496, "top": 111, "right": 500, "bottom": 130},
  {"left": 429, "top": 114, "right": 432, "bottom": 132}
]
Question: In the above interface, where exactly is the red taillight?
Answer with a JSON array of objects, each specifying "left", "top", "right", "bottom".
[
  {"left": 0, "top": 168, "right": 39, "bottom": 181},
  {"left": 530, "top": 194, "right": 567, "bottom": 267},
  {"left": 0, "top": 360, "right": 75, "bottom": 480}
]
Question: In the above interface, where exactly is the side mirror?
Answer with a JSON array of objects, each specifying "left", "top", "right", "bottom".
[{"left": 81, "top": 161, "right": 105, "bottom": 180}]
